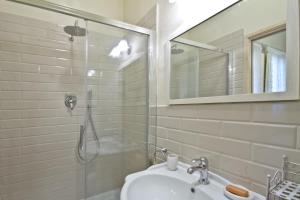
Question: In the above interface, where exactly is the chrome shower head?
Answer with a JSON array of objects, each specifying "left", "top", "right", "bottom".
[
  {"left": 171, "top": 44, "right": 184, "bottom": 54},
  {"left": 64, "top": 20, "right": 86, "bottom": 41}
]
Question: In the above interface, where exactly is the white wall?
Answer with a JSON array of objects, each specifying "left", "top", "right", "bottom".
[
  {"left": 0, "top": 0, "right": 125, "bottom": 27},
  {"left": 123, "top": 0, "right": 156, "bottom": 24},
  {"left": 184, "top": 0, "right": 286, "bottom": 43},
  {"left": 0, "top": 0, "right": 156, "bottom": 26},
  {"left": 47, "top": 0, "right": 124, "bottom": 20}
]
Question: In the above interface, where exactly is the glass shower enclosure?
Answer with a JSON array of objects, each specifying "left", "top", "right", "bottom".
[{"left": 0, "top": 0, "right": 155, "bottom": 200}]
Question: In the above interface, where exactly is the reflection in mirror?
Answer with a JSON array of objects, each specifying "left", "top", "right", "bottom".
[
  {"left": 170, "top": 0, "right": 287, "bottom": 100},
  {"left": 250, "top": 27, "right": 286, "bottom": 94},
  {"left": 170, "top": 40, "right": 231, "bottom": 99}
]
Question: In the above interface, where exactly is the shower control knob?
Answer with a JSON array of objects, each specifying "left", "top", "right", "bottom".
[{"left": 65, "top": 94, "right": 77, "bottom": 110}]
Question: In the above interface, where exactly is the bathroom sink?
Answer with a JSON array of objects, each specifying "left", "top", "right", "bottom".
[
  {"left": 123, "top": 174, "right": 212, "bottom": 200},
  {"left": 121, "top": 162, "right": 265, "bottom": 200}
]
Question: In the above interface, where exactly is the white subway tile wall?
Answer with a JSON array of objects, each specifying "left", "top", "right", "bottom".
[
  {"left": 121, "top": 56, "right": 147, "bottom": 144},
  {"left": 297, "top": 127, "right": 300, "bottom": 149},
  {"left": 0, "top": 11, "right": 86, "bottom": 200},
  {"left": 0, "top": 11, "right": 149, "bottom": 200},
  {"left": 157, "top": 103, "right": 300, "bottom": 195},
  {"left": 210, "top": 29, "right": 248, "bottom": 95}
]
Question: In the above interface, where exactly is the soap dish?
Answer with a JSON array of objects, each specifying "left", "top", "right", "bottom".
[{"left": 224, "top": 185, "right": 254, "bottom": 200}]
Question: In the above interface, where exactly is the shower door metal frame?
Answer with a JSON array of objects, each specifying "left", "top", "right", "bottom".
[
  {"left": 7, "top": 0, "right": 153, "bottom": 35},
  {"left": 7, "top": 0, "right": 156, "bottom": 189}
]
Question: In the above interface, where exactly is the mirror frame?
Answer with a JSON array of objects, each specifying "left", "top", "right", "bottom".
[{"left": 166, "top": 0, "right": 300, "bottom": 105}]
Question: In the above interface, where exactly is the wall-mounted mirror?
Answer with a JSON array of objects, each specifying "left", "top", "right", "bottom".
[{"left": 168, "top": 0, "right": 299, "bottom": 104}]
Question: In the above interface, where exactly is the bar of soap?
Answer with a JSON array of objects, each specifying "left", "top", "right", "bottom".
[{"left": 225, "top": 184, "right": 249, "bottom": 197}]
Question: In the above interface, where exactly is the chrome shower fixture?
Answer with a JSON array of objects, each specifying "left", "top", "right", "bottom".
[
  {"left": 65, "top": 94, "right": 77, "bottom": 110},
  {"left": 171, "top": 44, "right": 184, "bottom": 54},
  {"left": 76, "top": 90, "right": 100, "bottom": 164},
  {"left": 64, "top": 20, "right": 86, "bottom": 41}
]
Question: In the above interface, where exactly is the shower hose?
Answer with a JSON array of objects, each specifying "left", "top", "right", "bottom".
[{"left": 76, "top": 93, "right": 100, "bottom": 164}]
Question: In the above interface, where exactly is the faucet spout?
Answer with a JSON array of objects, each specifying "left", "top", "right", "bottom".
[{"left": 187, "top": 166, "right": 197, "bottom": 174}]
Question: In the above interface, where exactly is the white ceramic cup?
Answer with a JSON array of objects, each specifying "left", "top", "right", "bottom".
[{"left": 167, "top": 154, "right": 178, "bottom": 171}]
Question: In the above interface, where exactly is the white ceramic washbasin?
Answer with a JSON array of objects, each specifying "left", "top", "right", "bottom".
[
  {"left": 124, "top": 174, "right": 212, "bottom": 200},
  {"left": 121, "top": 162, "right": 265, "bottom": 200}
]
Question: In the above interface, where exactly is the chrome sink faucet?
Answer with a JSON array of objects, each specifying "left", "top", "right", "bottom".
[{"left": 187, "top": 157, "right": 209, "bottom": 185}]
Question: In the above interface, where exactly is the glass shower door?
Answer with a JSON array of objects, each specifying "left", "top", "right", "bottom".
[
  {"left": 0, "top": 3, "right": 88, "bottom": 199},
  {"left": 83, "top": 20, "right": 150, "bottom": 200},
  {"left": 0, "top": 1, "right": 154, "bottom": 200}
]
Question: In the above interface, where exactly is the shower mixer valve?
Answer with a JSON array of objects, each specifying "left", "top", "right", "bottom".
[{"left": 65, "top": 94, "right": 77, "bottom": 110}]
